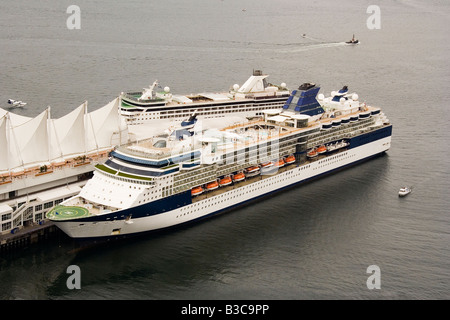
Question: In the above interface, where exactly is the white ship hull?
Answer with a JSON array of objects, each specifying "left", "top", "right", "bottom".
[{"left": 54, "top": 136, "right": 391, "bottom": 239}]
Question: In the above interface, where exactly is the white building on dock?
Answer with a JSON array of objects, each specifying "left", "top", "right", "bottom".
[{"left": 0, "top": 98, "right": 130, "bottom": 234}]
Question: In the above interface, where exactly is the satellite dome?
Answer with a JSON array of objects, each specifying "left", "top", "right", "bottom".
[
  {"left": 340, "top": 97, "right": 346, "bottom": 103},
  {"left": 233, "top": 84, "right": 239, "bottom": 91},
  {"left": 280, "top": 83, "right": 286, "bottom": 88},
  {"left": 352, "top": 93, "right": 359, "bottom": 101},
  {"left": 164, "top": 86, "right": 170, "bottom": 93},
  {"left": 318, "top": 93, "right": 324, "bottom": 100}
]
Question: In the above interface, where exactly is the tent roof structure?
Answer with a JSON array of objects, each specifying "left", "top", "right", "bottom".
[{"left": 0, "top": 98, "right": 127, "bottom": 172}]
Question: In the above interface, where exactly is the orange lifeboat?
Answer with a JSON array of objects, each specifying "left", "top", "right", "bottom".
[
  {"left": 261, "top": 161, "right": 273, "bottom": 168},
  {"left": 191, "top": 186, "right": 203, "bottom": 196},
  {"left": 245, "top": 166, "right": 260, "bottom": 177},
  {"left": 233, "top": 172, "right": 245, "bottom": 182},
  {"left": 206, "top": 181, "right": 219, "bottom": 190},
  {"left": 317, "top": 145, "right": 327, "bottom": 154},
  {"left": 285, "top": 155, "right": 296, "bottom": 164},
  {"left": 307, "top": 148, "right": 318, "bottom": 158},
  {"left": 275, "top": 158, "right": 285, "bottom": 168},
  {"left": 219, "top": 176, "right": 232, "bottom": 186},
  {"left": 246, "top": 166, "right": 260, "bottom": 173}
]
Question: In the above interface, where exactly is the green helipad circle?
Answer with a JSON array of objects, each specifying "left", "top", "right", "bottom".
[{"left": 47, "top": 206, "right": 90, "bottom": 220}]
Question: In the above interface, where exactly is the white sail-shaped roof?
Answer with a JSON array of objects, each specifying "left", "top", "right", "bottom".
[
  {"left": 85, "top": 98, "right": 121, "bottom": 152},
  {"left": 49, "top": 102, "right": 87, "bottom": 160},
  {"left": 0, "top": 97, "right": 128, "bottom": 173},
  {"left": 0, "top": 115, "right": 8, "bottom": 171},
  {"left": 9, "top": 109, "right": 49, "bottom": 168},
  {"left": 0, "top": 108, "right": 31, "bottom": 126}
]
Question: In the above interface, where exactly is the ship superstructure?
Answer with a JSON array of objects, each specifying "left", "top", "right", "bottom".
[
  {"left": 48, "top": 82, "right": 392, "bottom": 239},
  {"left": 119, "top": 70, "right": 290, "bottom": 125}
]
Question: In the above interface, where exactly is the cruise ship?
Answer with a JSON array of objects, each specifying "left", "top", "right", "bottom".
[
  {"left": 47, "top": 82, "right": 392, "bottom": 239},
  {"left": 119, "top": 70, "right": 290, "bottom": 125}
]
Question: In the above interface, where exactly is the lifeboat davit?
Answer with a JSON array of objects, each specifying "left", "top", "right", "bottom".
[
  {"left": 206, "top": 181, "right": 219, "bottom": 190},
  {"left": 317, "top": 145, "right": 327, "bottom": 154},
  {"left": 191, "top": 186, "right": 203, "bottom": 196},
  {"left": 275, "top": 158, "right": 285, "bottom": 168},
  {"left": 219, "top": 176, "right": 232, "bottom": 186},
  {"left": 285, "top": 155, "right": 296, "bottom": 164},
  {"left": 307, "top": 149, "right": 318, "bottom": 158},
  {"left": 233, "top": 172, "right": 245, "bottom": 182}
]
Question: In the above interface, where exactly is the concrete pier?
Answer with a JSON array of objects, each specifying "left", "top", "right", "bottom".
[{"left": 0, "top": 220, "right": 61, "bottom": 253}]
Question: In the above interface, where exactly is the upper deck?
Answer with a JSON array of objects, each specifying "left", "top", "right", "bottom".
[{"left": 120, "top": 70, "right": 290, "bottom": 110}]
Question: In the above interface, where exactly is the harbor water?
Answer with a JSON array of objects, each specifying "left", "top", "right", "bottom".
[{"left": 0, "top": 0, "right": 449, "bottom": 299}]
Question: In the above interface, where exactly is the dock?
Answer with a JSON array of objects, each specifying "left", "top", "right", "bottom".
[{"left": 0, "top": 220, "right": 62, "bottom": 254}]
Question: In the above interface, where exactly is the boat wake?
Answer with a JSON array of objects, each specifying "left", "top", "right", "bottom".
[{"left": 278, "top": 41, "right": 347, "bottom": 53}]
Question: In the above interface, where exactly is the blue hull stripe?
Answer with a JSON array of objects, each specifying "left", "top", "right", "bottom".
[{"left": 348, "top": 125, "right": 392, "bottom": 149}]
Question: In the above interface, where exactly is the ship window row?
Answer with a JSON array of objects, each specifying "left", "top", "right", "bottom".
[
  {"left": 124, "top": 100, "right": 285, "bottom": 115},
  {"left": 307, "top": 121, "right": 374, "bottom": 146},
  {"left": 311, "top": 118, "right": 374, "bottom": 138},
  {"left": 157, "top": 102, "right": 282, "bottom": 113},
  {"left": 312, "top": 152, "right": 355, "bottom": 170},
  {"left": 147, "top": 104, "right": 281, "bottom": 116},
  {"left": 138, "top": 196, "right": 159, "bottom": 204},
  {"left": 310, "top": 121, "right": 373, "bottom": 140},
  {"left": 128, "top": 104, "right": 283, "bottom": 121},
  {"left": 98, "top": 171, "right": 153, "bottom": 186}
]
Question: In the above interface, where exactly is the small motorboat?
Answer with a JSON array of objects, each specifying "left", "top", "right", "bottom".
[
  {"left": 284, "top": 155, "right": 296, "bottom": 164},
  {"left": 206, "top": 181, "right": 219, "bottom": 191},
  {"left": 8, "top": 99, "right": 27, "bottom": 107},
  {"left": 346, "top": 34, "right": 359, "bottom": 45},
  {"left": 232, "top": 172, "right": 245, "bottom": 182},
  {"left": 399, "top": 186, "right": 412, "bottom": 197},
  {"left": 191, "top": 186, "right": 203, "bottom": 196},
  {"left": 219, "top": 176, "right": 232, "bottom": 186}
]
